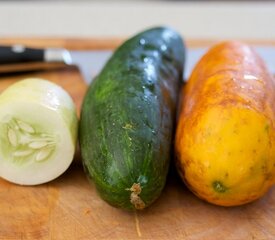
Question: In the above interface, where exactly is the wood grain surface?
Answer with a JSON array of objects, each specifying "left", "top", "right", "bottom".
[{"left": 0, "top": 38, "right": 274, "bottom": 240}]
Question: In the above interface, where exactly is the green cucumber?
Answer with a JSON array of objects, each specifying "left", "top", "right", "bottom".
[
  {"left": 80, "top": 27, "right": 185, "bottom": 210},
  {"left": 0, "top": 78, "right": 78, "bottom": 185}
]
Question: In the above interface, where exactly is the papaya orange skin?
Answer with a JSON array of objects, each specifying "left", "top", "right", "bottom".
[{"left": 175, "top": 41, "right": 275, "bottom": 206}]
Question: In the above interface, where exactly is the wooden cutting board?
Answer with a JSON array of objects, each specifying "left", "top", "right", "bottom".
[{"left": 0, "top": 38, "right": 274, "bottom": 240}]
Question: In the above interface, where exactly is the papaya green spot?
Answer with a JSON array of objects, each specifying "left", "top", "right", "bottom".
[
  {"left": 265, "top": 124, "right": 270, "bottom": 132},
  {"left": 212, "top": 181, "right": 228, "bottom": 193}
]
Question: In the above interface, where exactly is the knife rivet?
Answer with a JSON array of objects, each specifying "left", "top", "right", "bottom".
[{"left": 12, "top": 45, "right": 25, "bottom": 53}]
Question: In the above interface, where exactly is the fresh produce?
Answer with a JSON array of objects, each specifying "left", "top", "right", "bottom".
[
  {"left": 175, "top": 41, "right": 275, "bottom": 206},
  {"left": 0, "top": 78, "right": 78, "bottom": 185},
  {"left": 80, "top": 27, "right": 185, "bottom": 210}
]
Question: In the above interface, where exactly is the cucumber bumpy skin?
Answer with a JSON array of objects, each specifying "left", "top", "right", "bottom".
[
  {"left": 80, "top": 27, "right": 185, "bottom": 210},
  {"left": 0, "top": 78, "right": 78, "bottom": 185}
]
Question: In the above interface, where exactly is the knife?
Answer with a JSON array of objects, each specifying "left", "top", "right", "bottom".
[
  {"left": 0, "top": 45, "right": 112, "bottom": 83},
  {"left": 0, "top": 45, "right": 274, "bottom": 83}
]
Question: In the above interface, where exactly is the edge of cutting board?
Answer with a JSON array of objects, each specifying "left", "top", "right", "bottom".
[{"left": 0, "top": 37, "right": 274, "bottom": 50}]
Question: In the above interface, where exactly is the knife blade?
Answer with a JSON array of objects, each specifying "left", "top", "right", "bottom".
[
  {"left": 69, "top": 50, "right": 112, "bottom": 83},
  {"left": 71, "top": 46, "right": 275, "bottom": 83},
  {"left": 0, "top": 45, "right": 274, "bottom": 83}
]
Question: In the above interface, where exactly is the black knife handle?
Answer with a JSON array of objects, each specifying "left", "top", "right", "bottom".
[{"left": 0, "top": 45, "right": 44, "bottom": 64}]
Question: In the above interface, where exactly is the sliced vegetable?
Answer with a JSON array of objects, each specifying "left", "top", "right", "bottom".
[{"left": 0, "top": 78, "right": 78, "bottom": 185}]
